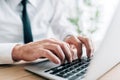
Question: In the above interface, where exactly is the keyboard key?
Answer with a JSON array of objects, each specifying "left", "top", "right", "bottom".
[
  {"left": 45, "top": 57, "right": 91, "bottom": 80},
  {"left": 69, "top": 75, "right": 78, "bottom": 80}
]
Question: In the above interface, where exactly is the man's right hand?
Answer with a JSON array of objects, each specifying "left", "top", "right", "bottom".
[{"left": 12, "top": 39, "right": 73, "bottom": 64}]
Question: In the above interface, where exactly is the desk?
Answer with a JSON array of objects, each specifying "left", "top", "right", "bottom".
[
  {"left": 0, "top": 62, "right": 120, "bottom": 80},
  {"left": 0, "top": 63, "right": 46, "bottom": 80}
]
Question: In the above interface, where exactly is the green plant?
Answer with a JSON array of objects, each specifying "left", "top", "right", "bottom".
[
  {"left": 68, "top": 0, "right": 100, "bottom": 35},
  {"left": 68, "top": 17, "right": 82, "bottom": 34}
]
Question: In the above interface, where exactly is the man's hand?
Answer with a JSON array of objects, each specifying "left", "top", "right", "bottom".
[
  {"left": 12, "top": 39, "right": 73, "bottom": 64},
  {"left": 65, "top": 35, "right": 93, "bottom": 59},
  {"left": 12, "top": 36, "right": 93, "bottom": 64}
]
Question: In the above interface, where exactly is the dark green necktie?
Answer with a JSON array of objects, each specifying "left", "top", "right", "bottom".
[{"left": 21, "top": 0, "right": 33, "bottom": 43}]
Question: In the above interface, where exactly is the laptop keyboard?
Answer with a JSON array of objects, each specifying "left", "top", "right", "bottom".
[{"left": 45, "top": 57, "right": 91, "bottom": 80}]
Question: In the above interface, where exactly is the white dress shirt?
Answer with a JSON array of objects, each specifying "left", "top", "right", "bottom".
[{"left": 0, "top": 0, "right": 77, "bottom": 64}]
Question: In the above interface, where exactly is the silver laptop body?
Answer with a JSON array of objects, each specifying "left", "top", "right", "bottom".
[{"left": 25, "top": 1, "right": 120, "bottom": 80}]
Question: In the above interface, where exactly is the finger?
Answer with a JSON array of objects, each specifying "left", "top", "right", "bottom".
[
  {"left": 78, "top": 36, "right": 93, "bottom": 57},
  {"left": 39, "top": 48, "right": 61, "bottom": 64},
  {"left": 52, "top": 40, "right": 73, "bottom": 62},
  {"left": 70, "top": 45, "right": 77, "bottom": 60},
  {"left": 39, "top": 39, "right": 72, "bottom": 62},
  {"left": 61, "top": 42, "right": 72, "bottom": 62},
  {"left": 70, "top": 45, "right": 74, "bottom": 60},
  {"left": 65, "top": 36, "right": 83, "bottom": 59},
  {"left": 43, "top": 39, "right": 72, "bottom": 62},
  {"left": 43, "top": 44, "right": 65, "bottom": 63}
]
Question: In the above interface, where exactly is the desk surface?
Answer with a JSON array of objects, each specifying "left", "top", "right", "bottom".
[{"left": 0, "top": 62, "right": 120, "bottom": 80}]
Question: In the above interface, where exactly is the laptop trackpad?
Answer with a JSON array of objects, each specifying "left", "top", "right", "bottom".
[{"left": 25, "top": 60, "right": 59, "bottom": 72}]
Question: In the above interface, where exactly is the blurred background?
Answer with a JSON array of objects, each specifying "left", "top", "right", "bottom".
[{"left": 48, "top": 0, "right": 119, "bottom": 50}]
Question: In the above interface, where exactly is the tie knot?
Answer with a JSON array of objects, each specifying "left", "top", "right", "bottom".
[{"left": 21, "top": 0, "right": 28, "bottom": 6}]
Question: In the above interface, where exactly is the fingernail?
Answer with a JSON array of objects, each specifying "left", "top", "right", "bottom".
[
  {"left": 56, "top": 60, "right": 61, "bottom": 64},
  {"left": 70, "top": 57, "right": 72, "bottom": 62}
]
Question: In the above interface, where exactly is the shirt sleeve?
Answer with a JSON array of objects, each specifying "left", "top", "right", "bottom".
[
  {"left": 0, "top": 43, "right": 17, "bottom": 64},
  {"left": 50, "top": 1, "right": 78, "bottom": 40}
]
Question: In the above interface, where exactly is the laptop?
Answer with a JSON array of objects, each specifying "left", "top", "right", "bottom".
[{"left": 25, "top": 1, "right": 120, "bottom": 80}]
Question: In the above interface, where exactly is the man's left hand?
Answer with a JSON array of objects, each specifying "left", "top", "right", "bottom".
[{"left": 65, "top": 35, "right": 94, "bottom": 59}]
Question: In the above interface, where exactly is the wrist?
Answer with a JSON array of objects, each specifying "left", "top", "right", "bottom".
[{"left": 12, "top": 44, "right": 22, "bottom": 62}]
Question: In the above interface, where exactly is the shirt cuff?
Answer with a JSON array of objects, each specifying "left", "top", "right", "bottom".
[{"left": 0, "top": 43, "right": 17, "bottom": 64}]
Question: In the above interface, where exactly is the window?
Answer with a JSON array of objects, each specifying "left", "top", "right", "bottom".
[
  {"left": 48, "top": 0, "right": 119, "bottom": 49},
  {"left": 63, "top": 0, "right": 119, "bottom": 48}
]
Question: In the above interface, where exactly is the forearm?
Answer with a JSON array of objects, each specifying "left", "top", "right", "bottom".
[
  {"left": 51, "top": 23, "right": 78, "bottom": 40},
  {"left": 50, "top": 1, "right": 78, "bottom": 40}
]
